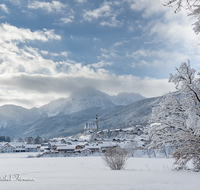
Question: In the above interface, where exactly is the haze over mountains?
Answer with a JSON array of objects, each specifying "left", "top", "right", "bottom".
[{"left": 0, "top": 87, "right": 159, "bottom": 139}]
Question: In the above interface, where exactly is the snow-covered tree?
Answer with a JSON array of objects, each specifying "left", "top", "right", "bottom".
[
  {"left": 164, "top": 0, "right": 200, "bottom": 34},
  {"left": 148, "top": 61, "right": 200, "bottom": 170}
]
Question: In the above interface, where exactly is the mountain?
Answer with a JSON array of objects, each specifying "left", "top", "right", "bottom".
[
  {"left": 39, "top": 87, "right": 116, "bottom": 117},
  {"left": 111, "top": 92, "right": 145, "bottom": 105},
  {"left": 0, "top": 87, "right": 149, "bottom": 138},
  {"left": 97, "top": 97, "right": 161, "bottom": 130},
  {"left": 0, "top": 105, "right": 40, "bottom": 129}
]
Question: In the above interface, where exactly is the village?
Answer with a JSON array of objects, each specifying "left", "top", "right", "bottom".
[{"left": 0, "top": 123, "right": 149, "bottom": 157}]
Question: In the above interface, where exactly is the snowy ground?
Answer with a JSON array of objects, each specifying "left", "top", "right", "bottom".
[{"left": 0, "top": 153, "right": 199, "bottom": 190}]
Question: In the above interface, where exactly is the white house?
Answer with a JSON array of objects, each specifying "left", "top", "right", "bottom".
[{"left": 0, "top": 143, "right": 15, "bottom": 153}]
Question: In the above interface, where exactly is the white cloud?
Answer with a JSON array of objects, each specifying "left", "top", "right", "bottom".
[
  {"left": 61, "top": 51, "right": 71, "bottom": 57},
  {"left": 0, "top": 70, "right": 176, "bottom": 108},
  {"left": 41, "top": 50, "right": 49, "bottom": 55},
  {"left": 125, "top": 0, "right": 165, "bottom": 18},
  {"left": 83, "top": 1, "right": 112, "bottom": 21},
  {"left": 59, "top": 16, "right": 74, "bottom": 24},
  {"left": 100, "top": 16, "right": 123, "bottom": 27},
  {"left": 75, "top": 0, "right": 87, "bottom": 4},
  {"left": 0, "top": 23, "right": 61, "bottom": 43},
  {"left": 113, "top": 40, "right": 129, "bottom": 47},
  {"left": 149, "top": 19, "right": 199, "bottom": 47},
  {"left": 90, "top": 61, "right": 113, "bottom": 68},
  {"left": 97, "top": 40, "right": 129, "bottom": 60},
  {"left": 93, "top": 38, "right": 101, "bottom": 41},
  {"left": 0, "top": 23, "right": 61, "bottom": 76},
  {"left": 83, "top": 1, "right": 123, "bottom": 27},
  {"left": 0, "top": 4, "right": 10, "bottom": 14},
  {"left": 8, "top": 0, "right": 21, "bottom": 6},
  {"left": 129, "top": 49, "right": 189, "bottom": 68},
  {"left": 28, "top": 1, "right": 67, "bottom": 13}
]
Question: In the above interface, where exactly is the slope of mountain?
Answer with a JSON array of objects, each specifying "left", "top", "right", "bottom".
[
  {"left": 0, "top": 87, "right": 150, "bottom": 138},
  {"left": 2, "top": 106, "right": 122, "bottom": 139},
  {"left": 38, "top": 87, "right": 145, "bottom": 117},
  {"left": 39, "top": 87, "right": 116, "bottom": 117},
  {"left": 111, "top": 92, "right": 145, "bottom": 105},
  {"left": 0, "top": 97, "right": 160, "bottom": 138},
  {"left": 97, "top": 97, "right": 161, "bottom": 130},
  {"left": 0, "top": 105, "right": 40, "bottom": 129}
]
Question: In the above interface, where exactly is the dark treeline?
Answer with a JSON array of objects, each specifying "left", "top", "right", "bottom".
[{"left": 0, "top": 136, "right": 11, "bottom": 142}]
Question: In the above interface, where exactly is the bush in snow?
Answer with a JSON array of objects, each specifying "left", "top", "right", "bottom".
[{"left": 102, "top": 147, "right": 129, "bottom": 170}]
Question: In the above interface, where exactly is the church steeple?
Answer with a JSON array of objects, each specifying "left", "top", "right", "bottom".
[{"left": 95, "top": 114, "right": 98, "bottom": 132}]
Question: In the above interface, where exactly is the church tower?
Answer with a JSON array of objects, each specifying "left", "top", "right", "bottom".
[{"left": 95, "top": 114, "right": 98, "bottom": 132}]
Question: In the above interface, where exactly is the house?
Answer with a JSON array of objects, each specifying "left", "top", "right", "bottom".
[
  {"left": 56, "top": 145, "right": 76, "bottom": 153},
  {"left": 25, "top": 144, "right": 40, "bottom": 152},
  {"left": 0, "top": 143, "right": 15, "bottom": 153},
  {"left": 80, "top": 148, "right": 91, "bottom": 154},
  {"left": 76, "top": 145, "right": 85, "bottom": 150},
  {"left": 10, "top": 142, "right": 26, "bottom": 152},
  {"left": 100, "top": 142, "right": 118, "bottom": 152},
  {"left": 86, "top": 146, "right": 100, "bottom": 153}
]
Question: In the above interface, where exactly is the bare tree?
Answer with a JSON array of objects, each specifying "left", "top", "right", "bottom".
[{"left": 102, "top": 147, "right": 129, "bottom": 170}]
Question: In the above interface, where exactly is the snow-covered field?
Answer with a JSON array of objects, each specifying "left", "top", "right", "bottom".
[{"left": 0, "top": 153, "right": 199, "bottom": 190}]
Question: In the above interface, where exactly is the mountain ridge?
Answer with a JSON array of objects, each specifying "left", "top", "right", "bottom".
[{"left": 0, "top": 87, "right": 149, "bottom": 138}]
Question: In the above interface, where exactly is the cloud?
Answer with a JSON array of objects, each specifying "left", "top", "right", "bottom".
[
  {"left": 0, "top": 68, "right": 176, "bottom": 108},
  {"left": 0, "top": 21, "right": 176, "bottom": 108},
  {"left": 149, "top": 19, "right": 199, "bottom": 47},
  {"left": 128, "top": 48, "right": 190, "bottom": 68},
  {"left": 113, "top": 40, "right": 129, "bottom": 47},
  {"left": 93, "top": 38, "right": 101, "bottom": 41},
  {"left": 100, "top": 16, "right": 123, "bottom": 27},
  {"left": 90, "top": 61, "right": 113, "bottom": 68},
  {"left": 28, "top": 1, "right": 67, "bottom": 13},
  {"left": 59, "top": 16, "right": 74, "bottom": 24},
  {"left": 0, "top": 23, "right": 61, "bottom": 43},
  {"left": 82, "top": 1, "right": 123, "bottom": 27},
  {"left": 83, "top": 1, "right": 112, "bottom": 21},
  {"left": 0, "top": 23, "right": 61, "bottom": 76},
  {"left": 8, "top": 0, "right": 21, "bottom": 6},
  {"left": 0, "top": 4, "right": 10, "bottom": 14},
  {"left": 0, "top": 16, "right": 6, "bottom": 19},
  {"left": 97, "top": 40, "right": 129, "bottom": 60},
  {"left": 125, "top": 0, "right": 166, "bottom": 18},
  {"left": 75, "top": 0, "right": 87, "bottom": 4}
]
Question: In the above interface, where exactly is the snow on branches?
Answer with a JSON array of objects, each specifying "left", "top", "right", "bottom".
[
  {"left": 148, "top": 62, "right": 200, "bottom": 169},
  {"left": 164, "top": 0, "right": 200, "bottom": 34}
]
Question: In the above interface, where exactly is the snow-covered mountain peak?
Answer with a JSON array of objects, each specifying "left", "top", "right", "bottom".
[
  {"left": 32, "top": 87, "right": 146, "bottom": 117},
  {"left": 111, "top": 92, "right": 146, "bottom": 105},
  {"left": 69, "top": 86, "right": 109, "bottom": 100}
]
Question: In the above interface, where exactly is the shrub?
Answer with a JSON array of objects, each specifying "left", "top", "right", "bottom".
[{"left": 102, "top": 147, "right": 129, "bottom": 170}]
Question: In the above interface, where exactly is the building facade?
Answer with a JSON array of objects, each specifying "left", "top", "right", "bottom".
[{"left": 84, "top": 114, "right": 98, "bottom": 133}]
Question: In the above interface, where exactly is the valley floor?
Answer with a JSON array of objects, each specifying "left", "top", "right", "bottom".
[{"left": 0, "top": 153, "right": 199, "bottom": 190}]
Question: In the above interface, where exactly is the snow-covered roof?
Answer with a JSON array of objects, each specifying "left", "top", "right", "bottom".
[
  {"left": 25, "top": 145, "right": 39, "bottom": 148},
  {"left": 10, "top": 142, "right": 26, "bottom": 147},
  {"left": 100, "top": 142, "right": 118, "bottom": 148},
  {"left": 56, "top": 145, "right": 77, "bottom": 150},
  {"left": 56, "top": 146, "right": 70, "bottom": 150}
]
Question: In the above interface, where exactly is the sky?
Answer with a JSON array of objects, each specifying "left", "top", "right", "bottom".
[{"left": 0, "top": 0, "right": 199, "bottom": 108}]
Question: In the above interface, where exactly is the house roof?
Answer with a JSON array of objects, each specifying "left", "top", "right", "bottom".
[{"left": 56, "top": 145, "right": 76, "bottom": 150}]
